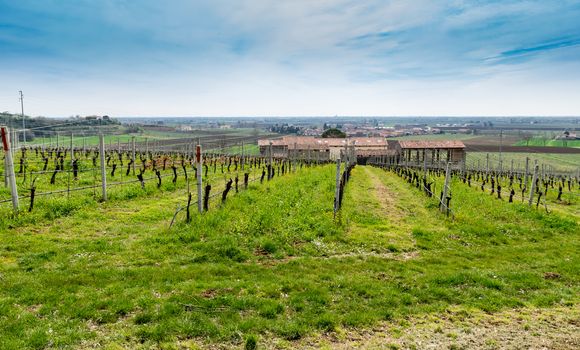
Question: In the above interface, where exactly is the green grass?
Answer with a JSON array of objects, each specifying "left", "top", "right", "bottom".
[
  {"left": 25, "top": 128, "right": 267, "bottom": 148},
  {"left": 0, "top": 165, "right": 578, "bottom": 348},
  {"left": 514, "top": 137, "right": 580, "bottom": 148},
  {"left": 466, "top": 152, "right": 580, "bottom": 173}
]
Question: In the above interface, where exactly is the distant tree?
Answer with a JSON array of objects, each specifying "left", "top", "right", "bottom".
[
  {"left": 521, "top": 132, "right": 533, "bottom": 146},
  {"left": 321, "top": 128, "right": 346, "bottom": 138}
]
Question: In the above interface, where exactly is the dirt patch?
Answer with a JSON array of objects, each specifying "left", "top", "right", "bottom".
[
  {"left": 363, "top": 167, "right": 399, "bottom": 216},
  {"left": 363, "top": 167, "right": 411, "bottom": 231},
  {"left": 265, "top": 306, "right": 580, "bottom": 350}
]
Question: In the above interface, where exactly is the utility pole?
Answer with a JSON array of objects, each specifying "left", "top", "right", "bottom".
[{"left": 19, "top": 90, "right": 26, "bottom": 145}]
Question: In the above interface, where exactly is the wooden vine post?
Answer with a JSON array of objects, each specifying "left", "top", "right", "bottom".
[
  {"left": 1, "top": 126, "right": 19, "bottom": 211},
  {"left": 196, "top": 144, "right": 203, "bottom": 213},
  {"left": 99, "top": 134, "right": 107, "bottom": 201},
  {"left": 528, "top": 161, "right": 539, "bottom": 207},
  {"left": 440, "top": 162, "right": 451, "bottom": 214},
  {"left": 524, "top": 157, "right": 530, "bottom": 190}
]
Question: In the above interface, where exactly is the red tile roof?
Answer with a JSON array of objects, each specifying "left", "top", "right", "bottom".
[
  {"left": 258, "top": 136, "right": 388, "bottom": 149},
  {"left": 397, "top": 140, "right": 465, "bottom": 149}
]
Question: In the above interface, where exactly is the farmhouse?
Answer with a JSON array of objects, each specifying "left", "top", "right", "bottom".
[
  {"left": 258, "top": 136, "right": 466, "bottom": 165},
  {"left": 393, "top": 140, "right": 466, "bottom": 165},
  {"left": 258, "top": 136, "right": 391, "bottom": 160}
]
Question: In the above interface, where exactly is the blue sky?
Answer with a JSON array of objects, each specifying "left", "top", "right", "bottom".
[{"left": 1, "top": 0, "right": 580, "bottom": 117}]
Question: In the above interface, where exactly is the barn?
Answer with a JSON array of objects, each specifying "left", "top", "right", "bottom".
[{"left": 393, "top": 140, "right": 466, "bottom": 166}]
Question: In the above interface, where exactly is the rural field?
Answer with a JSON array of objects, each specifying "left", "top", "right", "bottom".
[
  {"left": 4, "top": 1, "right": 580, "bottom": 348},
  {"left": 1, "top": 150, "right": 578, "bottom": 349}
]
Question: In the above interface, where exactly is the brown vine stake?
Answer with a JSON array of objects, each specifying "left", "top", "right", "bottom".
[
  {"left": 50, "top": 168, "right": 58, "bottom": 185},
  {"left": 137, "top": 169, "right": 145, "bottom": 189},
  {"left": 111, "top": 163, "right": 117, "bottom": 177},
  {"left": 244, "top": 172, "right": 249, "bottom": 189},
  {"left": 172, "top": 165, "right": 177, "bottom": 184},
  {"left": 181, "top": 163, "right": 188, "bottom": 181},
  {"left": 28, "top": 178, "right": 37, "bottom": 212},
  {"left": 156, "top": 170, "right": 162, "bottom": 188},
  {"left": 186, "top": 192, "right": 192, "bottom": 223},
  {"left": 222, "top": 179, "right": 233, "bottom": 202},
  {"left": 260, "top": 169, "right": 265, "bottom": 183},
  {"left": 235, "top": 176, "right": 239, "bottom": 193},
  {"left": 126, "top": 159, "right": 133, "bottom": 176},
  {"left": 203, "top": 184, "right": 211, "bottom": 211},
  {"left": 73, "top": 159, "right": 79, "bottom": 180}
]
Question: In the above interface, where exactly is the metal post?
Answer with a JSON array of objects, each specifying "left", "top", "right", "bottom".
[
  {"left": 268, "top": 141, "right": 273, "bottom": 179},
  {"left": 99, "top": 134, "right": 107, "bottom": 201},
  {"left": 1, "top": 126, "right": 19, "bottom": 211},
  {"left": 68, "top": 133, "right": 73, "bottom": 197},
  {"left": 196, "top": 144, "right": 203, "bottom": 213},
  {"left": 293, "top": 142, "right": 297, "bottom": 172},
  {"left": 333, "top": 155, "right": 342, "bottom": 218},
  {"left": 423, "top": 149, "right": 427, "bottom": 179},
  {"left": 132, "top": 136, "right": 136, "bottom": 175}
]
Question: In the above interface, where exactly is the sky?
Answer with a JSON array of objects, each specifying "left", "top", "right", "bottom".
[{"left": 1, "top": 0, "right": 580, "bottom": 117}]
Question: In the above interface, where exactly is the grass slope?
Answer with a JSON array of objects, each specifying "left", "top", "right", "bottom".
[{"left": 0, "top": 165, "right": 578, "bottom": 349}]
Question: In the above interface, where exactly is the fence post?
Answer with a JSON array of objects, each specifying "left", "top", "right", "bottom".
[
  {"left": 268, "top": 141, "right": 273, "bottom": 180},
  {"left": 485, "top": 153, "right": 489, "bottom": 176},
  {"left": 241, "top": 141, "right": 245, "bottom": 171},
  {"left": 132, "top": 136, "right": 136, "bottom": 175},
  {"left": 293, "top": 142, "right": 297, "bottom": 173},
  {"left": 528, "top": 161, "right": 539, "bottom": 206},
  {"left": 196, "top": 144, "right": 203, "bottom": 213},
  {"left": 524, "top": 157, "right": 530, "bottom": 190},
  {"left": 333, "top": 155, "right": 342, "bottom": 219},
  {"left": 1, "top": 126, "right": 19, "bottom": 211},
  {"left": 440, "top": 162, "right": 451, "bottom": 214},
  {"left": 68, "top": 133, "right": 73, "bottom": 198},
  {"left": 99, "top": 134, "right": 107, "bottom": 201}
]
